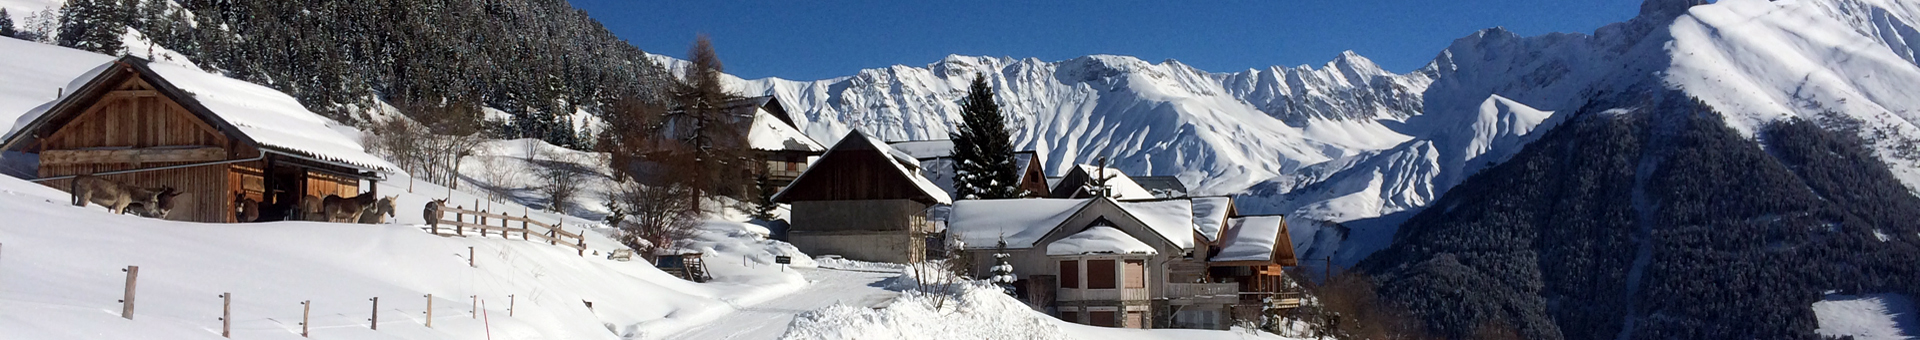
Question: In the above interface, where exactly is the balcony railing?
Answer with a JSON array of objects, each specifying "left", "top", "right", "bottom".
[
  {"left": 1165, "top": 282, "right": 1240, "bottom": 299},
  {"left": 1058, "top": 287, "right": 1149, "bottom": 301}
]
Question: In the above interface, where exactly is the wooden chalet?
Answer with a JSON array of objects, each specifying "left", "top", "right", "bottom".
[
  {"left": 0, "top": 56, "right": 398, "bottom": 223},
  {"left": 773, "top": 130, "right": 951, "bottom": 263},
  {"left": 947, "top": 195, "right": 1298, "bottom": 330},
  {"left": 621, "top": 95, "right": 823, "bottom": 190}
]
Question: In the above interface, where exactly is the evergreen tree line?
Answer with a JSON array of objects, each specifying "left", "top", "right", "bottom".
[{"left": 6, "top": 0, "right": 676, "bottom": 150}]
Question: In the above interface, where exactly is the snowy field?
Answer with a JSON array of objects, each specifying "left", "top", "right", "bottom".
[{"left": 1813, "top": 293, "right": 1920, "bottom": 340}]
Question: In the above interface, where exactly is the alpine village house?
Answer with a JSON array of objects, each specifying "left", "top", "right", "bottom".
[
  {"left": 1, "top": 56, "right": 398, "bottom": 223},
  {"left": 775, "top": 131, "right": 1299, "bottom": 330}
]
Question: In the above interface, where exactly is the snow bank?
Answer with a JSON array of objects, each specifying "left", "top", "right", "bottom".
[
  {"left": 779, "top": 283, "right": 1071, "bottom": 340},
  {"left": 779, "top": 282, "right": 1304, "bottom": 340},
  {"left": 1813, "top": 293, "right": 1920, "bottom": 340}
]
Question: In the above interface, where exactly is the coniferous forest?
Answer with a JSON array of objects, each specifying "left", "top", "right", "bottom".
[{"left": 20, "top": 0, "right": 675, "bottom": 149}]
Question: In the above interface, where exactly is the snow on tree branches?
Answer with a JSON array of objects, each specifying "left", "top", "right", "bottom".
[{"left": 951, "top": 74, "right": 1024, "bottom": 200}]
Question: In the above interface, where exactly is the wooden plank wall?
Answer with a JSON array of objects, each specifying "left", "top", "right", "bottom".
[
  {"left": 36, "top": 77, "right": 234, "bottom": 223},
  {"left": 305, "top": 171, "right": 359, "bottom": 200}
]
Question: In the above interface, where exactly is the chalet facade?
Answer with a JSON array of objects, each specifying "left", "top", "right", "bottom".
[
  {"left": 738, "top": 96, "right": 825, "bottom": 188},
  {"left": 948, "top": 195, "right": 1297, "bottom": 330},
  {"left": 0, "top": 56, "right": 398, "bottom": 223},
  {"left": 886, "top": 139, "right": 1049, "bottom": 199},
  {"left": 773, "top": 130, "right": 951, "bottom": 263}
]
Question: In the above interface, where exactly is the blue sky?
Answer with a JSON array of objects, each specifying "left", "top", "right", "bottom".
[{"left": 568, "top": 1, "right": 1643, "bottom": 80}]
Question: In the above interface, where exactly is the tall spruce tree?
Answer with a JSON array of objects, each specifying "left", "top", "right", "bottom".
[
  {"left": 56, "top": 0, "right": 124, "bottom": 54},
  {"left": 951, "top": 74, "right": 1024, "bottom": 199},
  {"left": 0, "top": 9, "right": 17, "bottom": 38}
]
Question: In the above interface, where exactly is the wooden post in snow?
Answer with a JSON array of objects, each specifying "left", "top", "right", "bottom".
[
  {"left": 508, "top": 294, "right": 515, "bottom": 317},
  {"left": 424, "top": 294, "right": 433, "bottom": 328},
  {"left": 470, "top": 295, "right": 478, "bottom": 318},
  {"left": 476, "top": 199, "right": 485, "bottom": 237},
  {"left": 456, "top": 206, "right": 465, "bottom": 236},
  {"left": 521, "top": 213, "right": 529, "bottom": 240},
  {"left": 369, "top": 297, "right": 379, "bottom": 330},
  {"left": 301, "top": 300, "right": 311, "bottom": 338},
  {"left": 220, "top": 293, "right": 231, "bottom": 338},
  {"left": 120, "top": 266, "right": 138, "bottom": 319},
  {"left": 468, "top": 247, "right": 475, "bottom": 268}
]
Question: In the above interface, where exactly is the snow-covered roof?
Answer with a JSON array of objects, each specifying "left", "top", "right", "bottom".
[
  {"left": 1014, "top": 152, "right": 1039, "bottom": 178},
  {"left": 1213, "top": 215, "right": 1286, "bottom": 262},
  {"left": 1190, "top": 197, "right": 1233, "bottom": 242},
  {"left": 775, "top": 130, "right": 950, "bottom": 204},
  {"left": 1074, "top": 164, "right": 1156, "bottom": 199},
  {"left": 948, "top": 198, "right": 1092, "bottom": 249},
  {"left": 746, "top": 108, "right": 825, "bottom": 152},
  {"left": 1046, "top": 226, "right": 1157, "bottom": 256},
  {"left": 887, "top": 140, "right": 954, "bottom": 159},
  {"left": 5, "top": 57, "right": 399, "bottom": 174},
  {"left": 1114, "top": 199, "right": 1197, "bottom": 250}
]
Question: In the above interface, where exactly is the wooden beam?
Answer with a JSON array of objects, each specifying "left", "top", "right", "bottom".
[
  {"left": 104, "top": 90, "right": 160, "bottom": 99},
  {"left": 41, "top": 146, "right": 225, "bottom": 165}
]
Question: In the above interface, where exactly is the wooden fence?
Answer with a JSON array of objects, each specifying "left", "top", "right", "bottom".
[{"left": 427, "top": 201, "right": 588, "bottom": 256}]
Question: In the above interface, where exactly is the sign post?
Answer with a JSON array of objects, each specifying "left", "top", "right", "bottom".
[{"left": 775, "top": 256, "right": 791, "bottom": 272}]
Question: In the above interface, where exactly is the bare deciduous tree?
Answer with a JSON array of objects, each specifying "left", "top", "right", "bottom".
[
  {"left": 610, "top": 181, "right": 700, "bottom": 259},
  {"left": 364, "top": 111, "right": 482, "bottom": 189}
]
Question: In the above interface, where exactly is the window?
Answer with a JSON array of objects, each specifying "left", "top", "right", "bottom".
[
  {"left": 1089, "top": 311, "right": 1117, "bottom": 327},
  {"left": 1060, "top": 260, "right": 1079, "bottom": 288},
  {"left": 1124, "top": 259, "right": 1146, "bottom": 288},
  {"left": 1087, "top": 259, "right": 1117, "bottom": 289},
  {"left": 1060, "top": 311, "right": 1079, "bottom": 324},
  {"left": 786, "top": 160, "right": 798, "bottom": 171}
]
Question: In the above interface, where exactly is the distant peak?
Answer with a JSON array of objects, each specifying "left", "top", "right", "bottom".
[{"left": 1639, "top": 0, "right": 1707, "bottom": 19}]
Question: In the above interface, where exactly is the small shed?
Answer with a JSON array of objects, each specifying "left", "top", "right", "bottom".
[{"left": 0, "top": 56, "right": 399, "bottom": 223}]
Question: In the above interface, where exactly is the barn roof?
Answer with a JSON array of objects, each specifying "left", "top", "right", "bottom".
[
  {"left": 2, "top": 56, "right": 399, "bottom": 174},
  {"left": 771, "top": 129, "right": 951, "bottom": 204}
]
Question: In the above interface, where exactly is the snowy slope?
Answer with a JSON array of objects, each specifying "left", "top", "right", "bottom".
[
  {"left": 654, "top": 52, "right": 1431, "bottom": 194},
  {"left": 1812, "top": 293, "right": 1920, "bottom": 340},
  {"left": 0, "top": 172, "right": 815, "bottom": 340}
]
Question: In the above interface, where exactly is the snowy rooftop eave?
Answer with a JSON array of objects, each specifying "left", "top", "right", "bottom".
[
  {"left": 1046, "top": 226, "right": 1158, "bottom": 256},
  {"left": 1212, "top": 215, "right": 1286, "bottom": 263},
  {"left": 949, "top": 198, "right": 1092, "bottom": 249},
  {"left": 747, "top": 108, "right": 825, "bottom": 152}
]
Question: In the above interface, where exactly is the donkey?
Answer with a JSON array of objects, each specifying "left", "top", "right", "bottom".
[
  {"left": 121, "top": 188, "right": 184, "bottom": 219},
  {"left": 71, "top": 175, "right": 180, "bottom": 217},
  {"left": 320, "top": 193, "right": 382, "bottom": 223},
  {"left": 423, "top": 199, "right": 448, "bottom": 227},
  {"left": 355, "top": 196, "right": 398, "bottom": 224},
  {"left": 233, "top": 192, "right": 261, "bottom": 222}
]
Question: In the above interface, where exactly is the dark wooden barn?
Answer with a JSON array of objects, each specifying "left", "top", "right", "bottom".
[
  {"left": 0, "top": 56, "right": 397, "bottom": 223},
  {"left": 773, "top": 130, "right": 950, "bottom": 263}
]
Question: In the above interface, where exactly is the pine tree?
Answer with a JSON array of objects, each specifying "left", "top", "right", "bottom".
[
  {"left": 751, "top": 172, "right": 779, "bottom": 221},
  {"left": 988, "top": 240, "right": 1017, "bottom": 296},
  {"left": 57, "top": 0, "right": 125, "bottom": 55},
  {"left": 951, "top": 74, "right": 1024, "bottom": 200},
  {"left": 0, "top": 9, "right": 17, "bottom": 38}
]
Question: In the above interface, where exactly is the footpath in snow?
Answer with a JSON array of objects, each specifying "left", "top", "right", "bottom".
[{"left": 666, "top": 266, "right": 900, "bottom": 340}]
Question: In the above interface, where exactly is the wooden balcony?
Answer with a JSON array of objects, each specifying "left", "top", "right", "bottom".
[
  {"left": 1058, "top": 287, "right": 1149, "bottom": 302},
  {"left": 1165, "top": 282, "right": 1241, "bottom": 305}
]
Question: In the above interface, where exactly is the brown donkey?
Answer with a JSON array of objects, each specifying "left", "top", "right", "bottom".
[
  {"left": 233, "top": 192, "right": 261, "bottom": 222},
  {"left": 355, "top": 196, "right": 398, "bottom": 224},
  {"left": 320, "top": 193, "right": 382, "bottom": 223},
  {"left": 71, "top": 175, "right": 181, "bottom": 218}
]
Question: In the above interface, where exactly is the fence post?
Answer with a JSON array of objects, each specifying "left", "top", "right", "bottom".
[
  {"left": 456, "top": 206, "right": 465, "bottom": 236},
  {"left": 369, "top": 297, "right": 379, "bottom": 330},
  {"left": 120, "top": 266, "right": 138, "bottom": 320},
  {"left": 577, "top": 229, "right": 586, "bottom": 257},
  {"left": 220, "top": 293, "right": 231, "bottom": 338},
  {"left": 471, "top": 295, "right": 478, "bottom": 318},
  {"left": 468, "top": 247, "right": 475, "bottom": 268},
  {"left": 521, "top": 214, "right": 529, "bottom": 240},
  {"left": 301, "top": 300, "right": 311, "bottom": 338},
  {"left": 508, "top": 294, "right": 515, "bottom": 317},
  {"left": 475, "top": 199, "right": 484, "bottom": 238},
  {"left": 424, "top": 294, "right": 433, "bottom": 328}
]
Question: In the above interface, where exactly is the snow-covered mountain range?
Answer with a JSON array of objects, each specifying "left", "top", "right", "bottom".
[{"left": 658, "top": 0, "right": 1920, "bottom": 268}]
